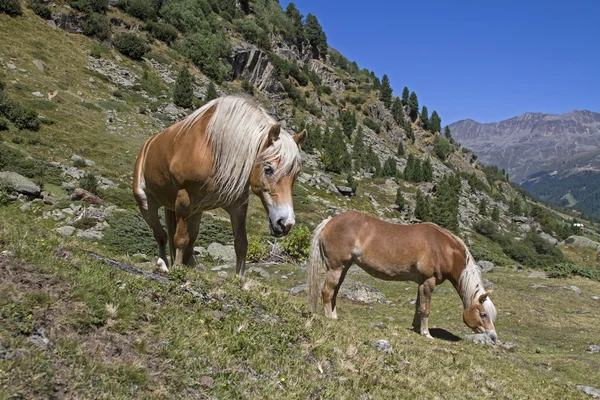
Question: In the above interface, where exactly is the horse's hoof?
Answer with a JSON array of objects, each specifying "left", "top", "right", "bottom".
[
  {"left": 156, "top": 259, "right": 169, "bottom": 273},
  {"left": 423, "top": 333, "right": 434, "bottom": 339}
]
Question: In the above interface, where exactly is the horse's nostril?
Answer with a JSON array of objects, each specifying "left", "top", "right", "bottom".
[{"left": 276, "top": 217, "right": 286, "bottom": 230}]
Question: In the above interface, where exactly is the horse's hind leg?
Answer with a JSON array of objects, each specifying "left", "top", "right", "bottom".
[
  {"left": 182, "top": 212, "right": 202, "bottom": 266},
  {"left": 414, "top": 277, "right": 436, "bottom": 338},
  {"left": 138, "top": 197, "right": 169, "bottom": 272},
  {"left": 322, "top": 261, "right": 350, "bottom": 319},
  {"left": 173, "top": 189, "right": 193, "bottom": 266}
]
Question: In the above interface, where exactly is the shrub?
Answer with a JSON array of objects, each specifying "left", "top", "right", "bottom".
[
  {"left": 0, "top": 178, "right": 14, "bottom": 206},
  {"left": 363, "top": 117, "right": 381, "bottom": 134},
  {"left": 83, "top": 13, "right": 112, "bottom": 41},
  {"left": 433, "top": 135, "right": 453, "bottom": 161},
  {"left": 122, "top": 0, "right": 156, "bottom": 21},
  {"left": 0, "top": 94, "right": 40, "bottom": 131},
  {"left": 183, "top": 32, "right": 232, "bottom": 83},
  {"left": 145, "top": 21, "right": 178, "bottom": 45},
  {"left": 473, "top": 220, "right": 498, "bottom": 239},
  {"left": 102, "top": 211, "right": 158, "bottom": 256},
  {"left": 79, "top": 171, "right": 100, "bottom": 195},
  {"left": 545, "top": 263, "right": 600, "bottom": 281},
  {"left": 233, "top": 19, "right": 268, "bottom": 49},
  {"left": 68, "top": 0, "right": 108, "bottom": 13},
  {"left": 29, "top": 1, "right": 52, "bottom": 19},
  {"left": 73, "top": 158, "right": 87, "bottom": 168},
  {"left": 0, "top": 0, "right": 22, "bottom": 16},
  {"left": 90, "top": 43, "right": 109, "bottom": 58},
  {"left": 241, "top": 79, "right": 254, "bottom": 95},
  {"left": 280, "top": 224, "right": 311, "bottom": 260},
  {"left": 247, "top": 236, "right": 270, "bottom": 262},
  {"left": 73, "top": 217, "right": 98, "bottom": 230},
  {"left": 0, "top": 117, "right": 8, "bottom": 131},
  {"left": 113, "top": 33, "right": 150, "bottom": 60}
]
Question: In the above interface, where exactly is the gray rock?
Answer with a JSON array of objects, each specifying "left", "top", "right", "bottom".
[
  {"left": 528, "top": 271, "right": 548, "bottom": 279},
  {"left": 289, "top": 279, "right": 386, "bottom": 304},
  {"left": 372, "top": 339, "right": 392, "bottom": 353},
  {"left": 76, "top": 230, "right": 104, "bottom": 241},
  {"left": 64, "top": 167, "right": 85, "bottom": 179},
  {"left": 47, "top": 20, "right": 57, "bottom": 30},
  {"left": 0, "top": 171, "right": 41, "bottom": 197},
  {"left": 20, "top": 202, "right": 32, "bottom": 212},
  {"left": 28, "top": 329, "right": 50, "bottom": 347},
  {"left": 577, "top": 385, "right": 600, "bottom": 398},
  {"left": 561, "top": 236, "right": 600, "bottom": 250},
  {"left": 62, "top": 182, "right": 76, "bottom": 190},
  {"left": 193, "top": 246, "right": 208, "bottom": 259},
  {"left": 512, "top": 216, "right": 528, "bottom": 223},
  {"left": 587, "top": 345, "right": 600, "bottom": 354},
  {"left": 247, "top": 266, "right": 270, "bottom": 279},
  {"left": 207, "top": 243, "right": 236, "bottom": 262},
  {"left": 500, "top": 342, "right": 517, "bottom": 351},
  {"left": 464, "top": 333, "right": 495, "bottom": 345},
  {"left": 482, "top": 278, "right": 494, "bottom": 289},
  {"left": 370, "top": 321, "right": 386, "bottom": 329},
  {"left": 539, "top": 231, "right": 558, "bottom": 246},
  {"left": 33, "top": 60, "right": 44, "bottom": 71},
  {"left": 592, "top": 296, "right": 599, "bottom": 301},
  {"left": 217, "top": 271, "right": 228, "bottom": 277},
  {"left": 43, "top": 195, "right": 55, "bottom": 205},
  {"left": 55, "top": 225, "right": 76, "bottom": 236},
  {"left": 530, "top": 284, "right": 548, "bottom": 289},
  {"left": 477, "top": 260, "right": 495, "bottom": 273},
  {"left": 32, "top": 91, "right": 44, "bottom": 97},
  {"left": 518, "top": 224, "right": 531, "bottom": 233},
  {"left": 231, "top": 43, "right": 284, "bottom": 94},
  {"left": 563, "top": 285, "right": 582, "bottom": 295},
  {"left": 50, "top": 210, "right": 65, "bottom": 221},
  {"left": 336, "top": 186, "right": 353, "bottom": 196}
]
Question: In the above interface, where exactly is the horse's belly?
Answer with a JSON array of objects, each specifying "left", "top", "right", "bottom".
[{"left": 356, "top": 260, "right": 420, "bottom": 282}]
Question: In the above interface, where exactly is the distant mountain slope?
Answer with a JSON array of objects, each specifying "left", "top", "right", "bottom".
[{"left": 450, "top": 110, "right": 600, "bottom": 215}]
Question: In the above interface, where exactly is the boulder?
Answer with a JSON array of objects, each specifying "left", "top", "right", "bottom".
[
  {"left": 372, "top": 339, "right": 392, "bottom": 353},
  {"left": 477, "top": 260, "right": 495, "bottom": 273},
  {"left": 193, "top": 246, "right": 208, "bottom": 259},
  {"left": 290, "top": 279, "right": 386, "bottom": 304},
  {"left": 577, "top": 386, "right": 600, "bottom": 398},
  {"left": 247, "top": 266, "right": 270, "bottom": 279},
  {"left": 561, "top": 236, "right": 600, "bottom": 249},
  {"left": 0, "top": 171, "right": 41, "bottom": 197},
  {"left": 71, "top": 188, "right": 102, "bottom": 205},
  {"left": 76, "top": 230, "right": 104, "bottom": 241},
  {"left": 512, "top": 216, "right": 528, "bottom": 223},
  {"left": 538, "top": 231, "right": 558, "bottom": 246},
  {"left": 231, "top": 43, "right": 284, "bottom": 94},
  {"left": 55, "top": 226, "right": 76, "bottom": 236},
  {"left": 336, "top": 186, "right": 353, "bottom": 197},
  {"left": 207, "top": 242, "right": 236, "bottom": 262},
  {"left": 518, "top": 224, "right": 532, "bottom": 233}
]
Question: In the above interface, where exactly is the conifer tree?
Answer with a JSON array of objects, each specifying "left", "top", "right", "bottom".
[
  {"left": 491, "top": 206, "right": 500, "bottom": 222},
  {"left": 401, "top": 87, "right": 409, "bottom": 106},
  {"left": 366, "top": 144, "right": 381, "bottom": 173},
  {"left": 340, "top": 109, "right": 356, "bottom": 139},
  {"left": 285, "top": 3, "right": 304, "bottom": 45},
  {"left": 421, "top": 106, "right": 429, "bottom": 130},
  {"left": 421, "top": 158, "right": 433, "bottom": 182},
  {"left": 444, "top": 125, "right": 452, "bottom": 139},
  {"left": 304, "top": 14, "right": 327, "bottom": 58},
  {"left": 509, "top": 197, "right": 522, "bottom": 215},
  {"left": 322, "top": 126, "right": 350, "bottom": 173},
  {"left": 404, "top": 154, "right": 422, "bottom": 182},
  {"left": 391, "top": 97, "right": 404, "bottom": 124},
  {"left": 479, "top": 198, "right": 488, "bottom": 216},
  {"left": 430, "top": 110, "right": 441, "bottom": 133},
  {"left": 303, "top": 123, "right": 322, "bottom": 154},
  {"left": 173, "top": 66, "right": 194, "bottom": 109},
  {"left": 409, "top": 91, "right": 419, "bottom": 121},
  {"left": 404, "top": 121, "right": 415, "bottom": 143},
  {"left": 430, "top": 174, "right": 461, "bottom": 232},
  {"left": 397, "top": 140, "right": 404, "bottom": 156},
  {"left": 379, "top": 74, "right": 392, "bottom": 109},
  {"left": 352, "top": 126, "right": 366, "bottom": 170},
  {"left": 205, "top": 81, "right": 218, "bottom": 102},
  {"left": 347, "top": 172, "right": 358, "bottom": 194},
  {"left": 382, "top": 156, "right": 397, "bottom": 178},
  {"left": 415, "top": 190, "right": 430, "bottom": 221},
  {"left": 395, "top": 186, "right": 405, "bottom": 210}
]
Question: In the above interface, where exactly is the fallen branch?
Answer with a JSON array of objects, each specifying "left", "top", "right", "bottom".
[{"left": 81, "top": 250, "right": 174, "bottom": 284}]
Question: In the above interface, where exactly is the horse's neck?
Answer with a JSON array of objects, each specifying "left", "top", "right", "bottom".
[{"left": 456, "top": 261, "right": 484, "bottom": 309}]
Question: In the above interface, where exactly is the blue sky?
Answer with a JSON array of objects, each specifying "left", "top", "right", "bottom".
[{"left": 280, "top": 0, "right": 600, "bottom": 124}]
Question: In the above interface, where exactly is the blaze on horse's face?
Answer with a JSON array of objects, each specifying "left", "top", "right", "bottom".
[
  {"left": 250, "top": 124, "right": 306, "bottom": 237},
  {"left": 463, "top": 290, "right": 498, "bottom": 343}
]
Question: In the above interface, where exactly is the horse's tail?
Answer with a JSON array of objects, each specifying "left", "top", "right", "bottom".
[
  {"left": 165, "top": 209, "right": 177, "bottom": 265},
  {"left": 307, "top": 217, "right": 332, "bottom": 314}
]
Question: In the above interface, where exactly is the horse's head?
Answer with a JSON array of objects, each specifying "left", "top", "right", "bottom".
[
  {"left": 250, "top": 124, "right": 306, "bottom": 237},
  {"left": 462, "top": 290, "right": 498, "bottom": 343}
]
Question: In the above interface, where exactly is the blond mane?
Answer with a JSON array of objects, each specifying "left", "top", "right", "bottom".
[{"left": 177, "top": 96, "right": 301, "bottom": 205}]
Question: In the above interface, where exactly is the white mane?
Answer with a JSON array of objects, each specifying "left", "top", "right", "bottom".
[
  {"left": 178, "top": 95, "right": 301, "bottom": 205},
  {"left": 459, "top": 249, "right": 498, "bottom": 322}
]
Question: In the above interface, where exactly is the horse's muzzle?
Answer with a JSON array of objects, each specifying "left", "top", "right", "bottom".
[
  {"left": 270, "top": 217, "right": 294, "bottom": 237},
  {"left": 487, "top": 330, "right": 498, "bottom": 344}
]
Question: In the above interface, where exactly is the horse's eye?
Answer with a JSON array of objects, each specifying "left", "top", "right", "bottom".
[
  {"left": 480, "top": 312, "right": 487, "bottom": 319},
  {"left": 264, "top": 163, "right": 275, "bottom": 176}
]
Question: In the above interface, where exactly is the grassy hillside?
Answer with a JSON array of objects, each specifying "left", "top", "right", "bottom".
[{"left": 1, "top": 1, "right": 600, "bottom": 398}]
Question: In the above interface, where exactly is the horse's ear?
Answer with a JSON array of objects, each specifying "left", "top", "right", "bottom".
[
  {"left": 478, "top": 290, "right": 493, "bottom": 304},
  {"left": 267, "top": 124, "right": 281, "bottom": 146},
  {"left": 293, "top": 129, "right": 307, "bottom": 146}
]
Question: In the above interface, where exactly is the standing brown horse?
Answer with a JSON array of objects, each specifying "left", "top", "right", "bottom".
[
  {"left": 307, "top": 211, "right": 498, "bottom": 342},
  {"left": 133, "top": 96, "right": 306, "bottom": 276}
]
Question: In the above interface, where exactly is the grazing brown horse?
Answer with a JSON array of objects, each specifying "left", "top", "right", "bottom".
[
  {"left": 307, "top": 211, "right": 498, "bottom": 342},
  {"left": 133, "top": 96, "right": 306, "bottom": 276}
]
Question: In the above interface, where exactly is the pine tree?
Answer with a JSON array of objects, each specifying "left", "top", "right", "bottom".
[
  {"left": 395, "top": 186, "right": 405, "bottom": 210},
  {"left": 303, "top": 123, "right": 322, "bottom": 154},
  {"left": 430, "top": 174, "right": 461, "bottom": 232},
  {"left": 352, "top": 126, "right": 366, "bottom": 170},
  {"left": 409, "top": 91, "right": 419, "bottom": 121},
  {"left": 347, "top": 173, "right": 358, "bottom": 194},
  {"left": 430, "top": 110, "right": 441, "bottom": 133},
  {"left": 379, "top": 74, "right": 392, "bottom": 109},
  {"left": 382, "top": 156, "right": 397, "bottom": 178},
  {"left": 205, "top": 81, "right": 218, "bottom": 102},
  {"left": 340, "top": 109, "right": 357, "bottom": 139},
  {"left": 491, "top": 206, "right": 500, "bottom": 222},
  {"left": 322, "top": 126, "right": 351, "bottom": 173},
  {"left": 415, "top": 190, "right": 430, "bottom": 221},
  {"left": 397, "top": 140, "right": 404, "bottom": 156},
  {"left": 404, "top": 154, "right": 422, "bottom": 182},
  {"left": 391, "top": 97, "right": 404, "bottom": 124},
  {"left": 421, "top": 106, "right": 429, "bottom": 130},
  {"left": 421, "top": 158, "right": 433, "bottom": 182},
  {"left": 285, "top": 3, "right": 304, "bottom": 45},
  {"left": 304, "top": 14, "right": 328, "bottom": 59},
  {"left": 444, "top": 126, "right": 452, "bottom": 139},
  {"left": 366, "top": 144, "right": 381, "bottom": 173},
  {"left": 479, "top": 198, "right": 488, "bottom": 216},
  {"left": 404, "top": 121, "right": 415, "bottom": 143},
  {"left": 401, "top": 87, "right": 409, "bottom": 106},
  {"left": 173, "top": 66, "right": 194, "bottom": 109},
  {"left": 509, "top": 197, "right": 522, "bottom": 215}
]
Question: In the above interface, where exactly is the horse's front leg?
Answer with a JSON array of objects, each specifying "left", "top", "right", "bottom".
[
  {"left": 417, "top": 277, "right": 436, "bottom": 339},
  {"left": 225, "top": 202, "right": 248, "bottom": 277}
]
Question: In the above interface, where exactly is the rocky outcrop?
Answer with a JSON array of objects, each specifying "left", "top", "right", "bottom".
[
  {"left": 52, "top": 12, "right": 85, "bottom": 34},
  {"left": 561, "top": 236, "right": 600, "bottom": 249},
  {"left": 0, "top": 172, "right": 41, "bottom": 198},
  {"left": 307, "top": 59, "right": 344, "bottom": 94},
  {"left": 231, "top": 43, "right": 283, "bottom": 95}
]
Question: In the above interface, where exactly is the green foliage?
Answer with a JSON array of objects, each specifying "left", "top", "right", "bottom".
[
  {"left": 304, "top": 14, "right": 327, "bottom": 59},
  {"left": 285, "top": 2, "right": 304, "bottom": 45},
  {"left": 0, "top": 144, "right": 62, "bottom": 186},
  {"left": 0, "top": 178, "right": 14, "bottom": 206},
  {"left": 545, "top": 262, "right": 600, "bottom": 281},
  {"left": 269, "top": 53, "right": 309, "bottom": 86},
  {"left": 509, "top": 197, "right": 522, "bottom": 215},
  {"left": 347, "top": 173, "right": 357, "bottom": 194},
  {"left": 403, "top": 154, "right": 421, "bottom": 182},
  {"left": 404, "top": 121, "right": 415, "bottom": 143},
  {"left": 339, "top": 109, "right": 356, "bottom": 139},
  {"left": 420, "top": 106, "right": 429, "bottom": 130},
  {"left": 363, "top": 117, "right": 381, "bottom": 134},
  {"left": 422, "top": 158, "right": 433, "bottom": 182},
  {"left": 183, "top": 32, "right": 231, "bottom": 82},
  {"left": 473, "top": 220, "right": 498, "bottom": 238},
  {"left": 113, "top": 33, "right": 150, "bottom": 60},
  {"left": 391, "top": 98, "right": 404, "bottom": 125},
  {"left": 73, "top": 217, "right": 98, "bottom": 230},
  {"left": 0, "top": 0, "right": 22, "bottom": 16},
  {"left": 397, "top": 140, "right": 404, "bottom": 156},
  {"left": 433, "top": 135, "right": 453, "bottom": 161},
  {"left": 102, "top": 211, "right": 158, "bottom": 256},
  {"left": 322, "top": 126, "right": 351, "bottom": 174},
  {"left": 173, "top": 66, "right": 194, "bottom": 109},
  {"left": 395, "top": 186, "right": 404, "bottom": 210},
  {"left": 401, "top": 87, "right": 409, "bottom": 106},
  {"left": 365, "top": 144, "right": 381, "bottom": 173},
  {"left": 79, "top": 171, "right": 100, "bottom": 195},
  {"left": 415, "top": 190, "right": 431, "bottom": 221},
  {"left": 90, "top": 43, "right": 110, "bottom": 58},
  {"left": 204, "top": 81, "right": 218, "bottom": 102},
  {"left": 280, "top": 224, "right": 311, "bottom": 260},
  {"left": 382, "top": 157, "right": 397, "bottom": 178},
  {"left": 444, "top": 126, "right": 452, "bottom": 139},
  {"left": 430, "top": 111, "right": 441, "bottom": 133},
  {"left": 68, "top": 0, "right": 108, "bottom": 13},
  {"left": 28, "top": 0, "right": 52, "bottom": 19},
  {"left": 247, "top": 235, "right": 270, "bottom": 262},
  {"left": 482, "top": 164, "right": 509, "bottom": 183},
  {"left": 479, "top": 198, "right": 488, "bottom": 216},
  {"left": 0, "top": 117, "right": 9, "bottom": 131},
  {"left": 429, "top": 173, "right": 461, "bottom": 232},
  {"left": 408, "top": 91, "right": 419, "bottom": 121},
  {"left": 121, "top": 0, "right": 156, "bottom": 21},
  {"left": 195, "top": 218, "right": 233, "bottom": 247},
  {"left": 233, "top": 19, "right": 269, "bottom": 49},
  {"left": 160, "top": 0, "right": 217, "bottom": 34},
  {"left": 491, "top": 206, "right": 500, "bottom": 222},
  {"left": 145, "top": 22, "right": 179, "bottom": 45},
  {"left": 0, "top": 93, "right": 40, "bottom": 131},
  {"left": 379, "top": 74, "right": 392, "bottom": 108},
  {"left": 301, "top": 123, "right": 322, "bottom": 154},
  {"left": 241, "top": 79, "right": 254, "bottom": 95},
  {"left": 352, "top": 126, "right": 365, "bottom": 169}
]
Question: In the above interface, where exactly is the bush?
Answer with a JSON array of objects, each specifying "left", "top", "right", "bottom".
[
  {"left": 363, "top": 117, "right": 381, "bottom": 134},
  {"left": 68, "top": 0, "right": 108, "bottom": 13},
  {"left": 83, "top": 13, "right": 112, "bottom": 41},
  {"left": 29, "top": 1, "right": 52, "bottom": 19},
  {"left": 102, "top": 211, "right": 158, "bottom": 256},
  {"left": 113, "top": 33, "right": 150, "bottom": 60},
  {"left": 0, "top": 0, "right": 22, "bottom": 16},
  {"left": 183, "top": 32, "right": 231, "bottom": 83},
  {"left": 473, "top": 220, "right": 498, "bottom": 239},
  {"left": 280, "top": 225, "right": 311, "bottom": 260},
  {"left": 241, "top": 79, "right": 254, "bottom": 95},
  {"left": 73, "top": 217, "right": 98, "bottom": 230},
  {"left": 545, "top": 263, "right": 600, "bottom": 281},
  {"left": 90, "top": 43, "right": 109, "bottom": 58},
  {"left": 233, "top": 19, "right": 269, "bottom": 49},
  {"left": 247, "top": 236, "right": 270, "bottom": 262},
  {"left": 0, "top": 178, "right": 14, "bottom": 206},
  {"left": 145, "top": 21, "right": 178, "bottom": 45},
  {"left": 122, "top": 0, "right": 156, "bottom": 21},
  {"left": 79, "top": 171, "right": 100, "bottom": 195},
  {"left": 433, "top": 135, "right": 453, "bottom": 160},
  {"left": 0, "top": 94, "right": 40, "bottom": 131},
  {"left": 0, "top": 117, "right": 8, "bottom": 131}
]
